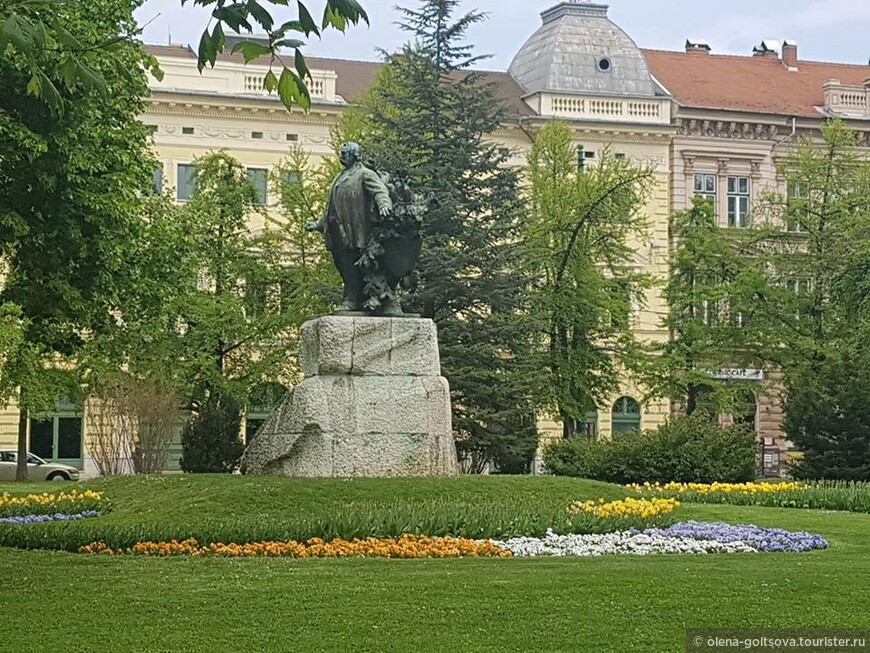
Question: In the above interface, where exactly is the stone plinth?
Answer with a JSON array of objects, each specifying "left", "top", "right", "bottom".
[{"left": 241, "top": 316, "right": 458, "bottom": 477}]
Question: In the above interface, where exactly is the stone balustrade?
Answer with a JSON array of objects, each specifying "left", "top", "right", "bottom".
[
  {"left": 153, "top": 56, "right": 340, "bottom": 104},
  {"left": 823, "top": 78, "right": 870, "bottom": 119},
  {"left": 544, "top": 93, "right": 671, "bottom": 125}
]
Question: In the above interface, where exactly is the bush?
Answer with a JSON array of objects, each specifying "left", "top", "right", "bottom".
[
  {"left": 543, "top": 415, "right": 757, "bottom": 484},
  {"left": 180, "top": 392, "right": 244, "bottom": 473}
]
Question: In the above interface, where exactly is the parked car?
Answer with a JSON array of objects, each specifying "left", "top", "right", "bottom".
[{"left": 0, "top": 451, "right": 80, "bottom": 482}]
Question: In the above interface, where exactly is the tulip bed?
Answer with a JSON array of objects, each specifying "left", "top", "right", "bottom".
[
  {"left": 628, "top": 480, "right": 870, "bottom": 513},
  {"left": 0, "top": 489, "right": 107, "bottom": 518}
]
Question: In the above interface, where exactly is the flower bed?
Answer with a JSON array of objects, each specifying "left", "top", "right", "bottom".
[
  {"left": 493, "top": 529, "right": 758, "bottom": 557},
  {"left": 0, "top": 510, "right": 102, "bottom": 525},
  {"left": 79, "top": 534, "right": 512, "bottom": 559},
  {"left": 627, "top": 480, "right": 870, "bottom": 513},
  {"left": 640, "top": 521, "right": 828, "bottom": 553},
  {"left": 568, "top": 497, "right": 678, "bottom": 519},
  {"left": 492, "top": 522, "right": 828, "bottom": 557},
  {"left": 0, "top": 490, "right": 107, "bottom": 518},
  {"left": 627, "top": 481, "right": 803, "bottom": 496}
]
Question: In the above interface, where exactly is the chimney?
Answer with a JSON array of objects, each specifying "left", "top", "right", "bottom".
[
  {"left": 685, "top": 38, "right": 711, "bottom": 54},
  {"left": 782, "top": 40, "right": 798, "bottom": 70},
  {"left": 753, "top": 39, "right": 780, "bottom": 58}
]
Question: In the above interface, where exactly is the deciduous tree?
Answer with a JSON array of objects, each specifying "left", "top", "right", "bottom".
[{"left": 525, "top": 120, "right": 654, "bottom": 439}]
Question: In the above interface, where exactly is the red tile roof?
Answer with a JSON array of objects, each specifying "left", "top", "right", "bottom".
[{"left": 643, "top": 48, "right": 870, "bottom": 118}]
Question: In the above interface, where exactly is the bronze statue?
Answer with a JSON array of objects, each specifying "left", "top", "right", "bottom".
[{"left": 307, "top": 141, "right": 422, "bottom": 316}]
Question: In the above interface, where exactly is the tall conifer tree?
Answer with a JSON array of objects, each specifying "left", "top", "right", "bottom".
[{"left": 349, "top": 0, "right": 540, "bottom": 472}]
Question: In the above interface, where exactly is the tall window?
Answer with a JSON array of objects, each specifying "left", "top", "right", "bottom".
[
  {"left": 579, "top": 411, "right": 598, "bottom": 440},
  {"left": 728, "top": 297, "right": 746, "bottom": 328},
  {"left": 29, "top": 396, "right": 83, "bottom": 466},
  {"left": 247, "top": 168, "right": 268, "bottom": 205},
  {"left": 701, "top": 299, "right": 720, "bottom": 325},
  {"left": 611, "top": 396, "right": 641, "bottom": 434},
  {"left": 693, "top": 173, "right": 717, "bottom": 213},
  {"left": 786, "top": 182, "right": 808, "bottom": 233},
  {"left": 177, "top": 164, "right": 197, "bottom": 201},
  {"left": 786, "top": 278, "right": 812, "bottom": 320},
  {"left": 152, "top": 165, "right": 164, "bottom": 195},
  {"left": 727, "top": 176, "right": 750, "bottom": 228}
]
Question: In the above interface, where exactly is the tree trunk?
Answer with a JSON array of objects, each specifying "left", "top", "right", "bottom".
[{"left": 15, "top": 408, "right": 28, "bottom": 482}]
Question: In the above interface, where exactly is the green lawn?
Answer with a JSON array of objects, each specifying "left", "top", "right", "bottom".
[{"left": 1, "top": 476, "right": 869, "bottom": 652}]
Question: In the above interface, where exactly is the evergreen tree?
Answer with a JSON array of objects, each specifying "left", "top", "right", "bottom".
[
  {"left": 346, "top": 0, "right": 540, "bottom": 472},
  {"left": 180, "top": 391, "right": 244, "bottom": 473},
  {"left": 766, "top": 121, "right": 870, "bottom": 478}
]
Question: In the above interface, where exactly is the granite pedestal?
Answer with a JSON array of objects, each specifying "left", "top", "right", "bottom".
[{"left": 241, "top": 316, "right": 458, "bottom": 477}]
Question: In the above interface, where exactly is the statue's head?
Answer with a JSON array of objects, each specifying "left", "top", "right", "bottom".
[{"left": 339, "top": 141, "right": 362, "bottom": 167}]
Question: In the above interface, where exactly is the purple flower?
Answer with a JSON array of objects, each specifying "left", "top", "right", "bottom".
[
  {"left": 0, "top": 510, "right": 101, "bottom": 525},
  {"left": 641, "top": 521, "right": 828, "bottom": 552}
]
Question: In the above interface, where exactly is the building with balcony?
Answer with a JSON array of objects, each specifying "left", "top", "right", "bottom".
[{"left": 644, "top": 38, "right": 870, "bottom": 471}]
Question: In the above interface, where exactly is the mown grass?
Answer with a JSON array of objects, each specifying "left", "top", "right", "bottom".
[
  {"left": 1, "top": 500, "right": 868, "bottom": 653},
  {"left": 0, "top": 475, "right": 645, "bottom": 550}
]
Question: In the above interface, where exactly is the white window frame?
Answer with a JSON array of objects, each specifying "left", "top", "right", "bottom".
[
  {"left": 177, "top": 163, "right": 197, "bottom": 202},
  {"left": 727, "top": 176, "right": 750, "bottom": 228},
  {"left": 787, "top": 182, "right": 809, "bottom": 233},
  {"left": 246, "top": 167, "right": 269, "bottom": 206},
  {"left": 693, "top": 173, "right": 717, "bottom": 214}
]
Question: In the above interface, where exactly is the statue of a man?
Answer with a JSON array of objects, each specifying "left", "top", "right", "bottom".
[{"left": 307, "top": 141, "right": 405, "bottom": 315}]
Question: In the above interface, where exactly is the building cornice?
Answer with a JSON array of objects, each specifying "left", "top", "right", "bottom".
[{"left": 146, "top": 95, "right": 343, "bottom": 126}]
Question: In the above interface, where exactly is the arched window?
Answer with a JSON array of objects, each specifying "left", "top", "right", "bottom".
[
  {"left": 611, "top": 396, "right": 641, "bottom": 434},
  {"left": 732, "top": 390, "right": 758, "bottom": 433}
]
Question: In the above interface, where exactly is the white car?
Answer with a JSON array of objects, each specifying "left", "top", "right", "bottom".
[{"left": 0, "top": 450, "right": 81, "bottom": 482}]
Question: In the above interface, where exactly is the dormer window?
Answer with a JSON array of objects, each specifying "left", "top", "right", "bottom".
[{"left": 597, "top": 57, "right": 612, "bottom": 72}]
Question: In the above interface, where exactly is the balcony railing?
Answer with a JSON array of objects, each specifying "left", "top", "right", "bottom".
[
  {"left": 823, "top": 79, "right": 870, "bottom": 119},
  {"left": 544, "top": 93, "right": 671, "bottom": 125},
  {"left": 152, "top": 57, "right": 340, "bottom": 104}
]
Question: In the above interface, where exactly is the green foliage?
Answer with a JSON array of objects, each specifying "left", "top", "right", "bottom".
[
  {"left": 759, "top": 121, "right": 870, "bottom": 480},
  {"left": 544, "top": 415, "right": 757, "bottom": 484},
  {"left": 171, "top": 151, "right": 295, "bottom": 402},
  {"left": 651, "top": 197, "right": 776, "bottom": 416},
  {"left": 0, "top": 0, "right": 155, "bottom": 479},
  {"left": 189, "top": 0, "right": 369, "bottom": 110},
  {"left": 345, "top": 0, "right": 540, "bottom": 472},
  {"left": 785, "top": 346, "right": 870, "bottom": 481},
  {"left": 525, "top": 120, "right": 655, "bottom": 436},
  {"left": 0, "top": 0, "right": 162, "bottom": 115},
  {"left": 263, "top": 147, "right": 341, "bottom": 327},
  {"left": 180, "top": 393, "right": 244, "bottom": 473}
]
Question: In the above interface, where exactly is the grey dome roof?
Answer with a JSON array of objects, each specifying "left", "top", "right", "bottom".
[{"left": 508, "top": 2, "right": 657, "bottom": 98}]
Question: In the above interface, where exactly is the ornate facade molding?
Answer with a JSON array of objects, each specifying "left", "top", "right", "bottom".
[
  {"left": 677, "top": 118, "right": 779, "bottom": 141},
  {"left": 145, "top": 97, "right": 342, "bottom": 126}
]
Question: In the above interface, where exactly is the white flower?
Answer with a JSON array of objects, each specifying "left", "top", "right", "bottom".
[{"left": 489, "top": 530, "right": 758, "bottom": 557}]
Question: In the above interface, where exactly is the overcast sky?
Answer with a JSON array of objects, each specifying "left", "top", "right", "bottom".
[{"left": 135, "top": 0, "right": 870, "bottom": 69}]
